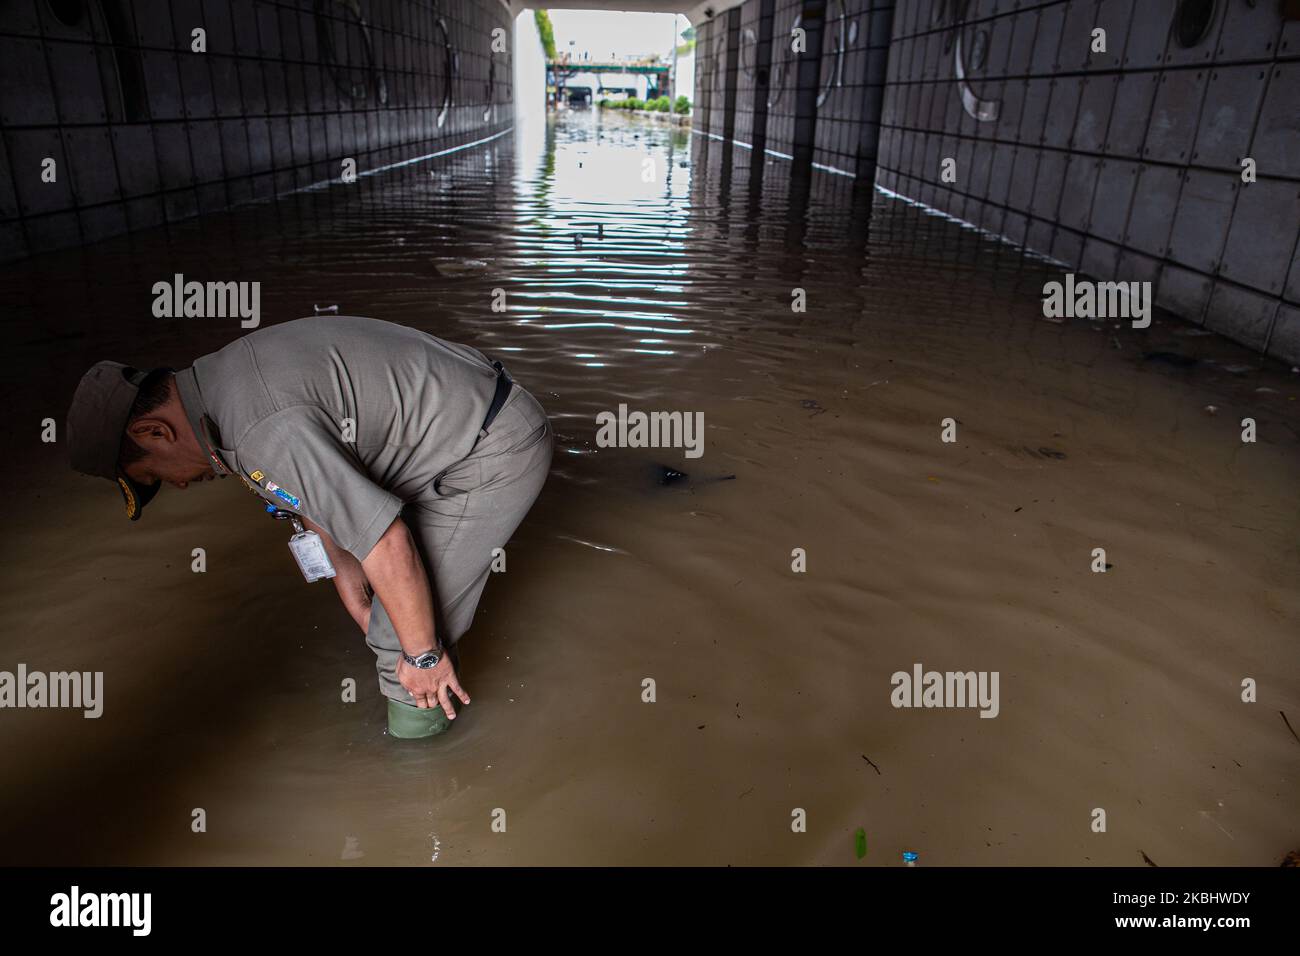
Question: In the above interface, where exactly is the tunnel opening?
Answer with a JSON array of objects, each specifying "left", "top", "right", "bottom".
[{"left": 520, "top": 7, "right": 692, "bottom": 119}]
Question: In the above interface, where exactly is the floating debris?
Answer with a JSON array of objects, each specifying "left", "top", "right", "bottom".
[
  {"left": 903, "top": 851, "right": 918, "bottom": 867},
  {"left": 855, "top": 828, "right": 868, "bottom": 860},
  {"left": 1142, "top": 350, "right": 1198, "bottom": 368},
  {"left": 655, "top": 464, "right": 736, "bottom": 487},
  {"left": 314, "top": 303, "right": 339, "bottom": 314},
  {"left": 1281, "top": 711, "right": 1300, "bottom": 746}
]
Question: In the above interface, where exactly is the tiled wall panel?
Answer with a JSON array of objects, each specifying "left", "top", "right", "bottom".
[
  {"left": 876, "top": 0, "right": 1300, "bottom": 363},
  {"left": 0, "top": 0, "right": 514, "bottom": 260}
]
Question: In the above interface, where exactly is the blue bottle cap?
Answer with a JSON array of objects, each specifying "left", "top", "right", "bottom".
[{"left": 902, "top": 851, "right": 918, "bottom": 862}]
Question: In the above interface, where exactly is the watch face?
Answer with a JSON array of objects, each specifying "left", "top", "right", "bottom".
[{"left": 415, "top": 652, "right": 439, "bottom": 669}]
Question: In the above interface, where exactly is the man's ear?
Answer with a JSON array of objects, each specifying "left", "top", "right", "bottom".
[{"left": 125, "top": 416, "right": 179, "bottom": 451}]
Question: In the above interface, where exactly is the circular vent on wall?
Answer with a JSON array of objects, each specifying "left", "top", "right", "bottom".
[
  {"left": 1174, "top": 0, "right": 1217, "bottom": 47},
  {"left": 45, "top": 0, "right": 86, "bottom": 27}
]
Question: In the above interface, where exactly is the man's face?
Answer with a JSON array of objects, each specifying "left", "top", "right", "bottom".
[{"left": 122, "top": 450, "right": 214, "bottom": 490}]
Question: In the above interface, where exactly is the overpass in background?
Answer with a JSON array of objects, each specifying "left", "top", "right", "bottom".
[{"left": 547, "top": 58, "right": 672, "bottom": 105}]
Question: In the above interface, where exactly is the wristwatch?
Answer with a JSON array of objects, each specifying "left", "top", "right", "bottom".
[{"left": 402, "top": 647, "right": 442, "bottom": 669}]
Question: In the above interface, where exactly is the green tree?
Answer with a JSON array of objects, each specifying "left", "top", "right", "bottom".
[{"left": 535, "top": 10, "right": 557, "bottom": 60}]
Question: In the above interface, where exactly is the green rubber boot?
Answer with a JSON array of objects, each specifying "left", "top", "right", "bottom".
[{"left": 387, "top": 698, "right": 452, "bottom": 739}]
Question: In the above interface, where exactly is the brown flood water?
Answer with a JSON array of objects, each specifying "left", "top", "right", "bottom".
[{"left": 0, "top": 111, "right": 1296, "bottom": 866}]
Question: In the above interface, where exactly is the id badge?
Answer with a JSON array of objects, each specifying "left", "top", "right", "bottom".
[{"left": 288, "top": 529, "right": 336, "bottom": 583}]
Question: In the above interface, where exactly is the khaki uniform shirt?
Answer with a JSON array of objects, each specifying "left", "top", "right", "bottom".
[{"left": 174, "top": 315, "right": 500, "bottom": 558}]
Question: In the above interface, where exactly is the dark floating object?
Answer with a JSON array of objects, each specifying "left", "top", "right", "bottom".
[
  {"left": 655, "top": 464, "right": 736, "bottom": 486},
  {"left": 1142, "top": 350, "right": 1198, "bottom": 368},
  {"left": 1023, "top": 446, "right": 1067, "bottom": 460},
  {"left": 1281, "top": 710, "right": 1300, "bottom": 745},
  {"left": 1140, "top": 850, "right": 1159, "bottom": 867},
  {"left": 800, "top": 398, "right": 827, "bottom": 416}
]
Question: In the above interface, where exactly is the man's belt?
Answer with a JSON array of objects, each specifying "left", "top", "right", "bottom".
[{"left": 480, "top": 360, "right": 513, "bottom": 435}]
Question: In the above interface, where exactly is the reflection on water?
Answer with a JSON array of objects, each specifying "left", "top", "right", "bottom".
[{"left": 0, "top": 110, "right": 1296, "bottom": 866}]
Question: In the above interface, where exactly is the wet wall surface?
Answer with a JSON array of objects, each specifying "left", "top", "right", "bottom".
[
  {"left": 695, "top": 0, "right": 1300, "bottom": 364},
  {"left": 0, "top": 109, "right": 1296, "bottom": 865},
  {"left": 876, "top": 1, "right": 1300, "bottom": 363}
]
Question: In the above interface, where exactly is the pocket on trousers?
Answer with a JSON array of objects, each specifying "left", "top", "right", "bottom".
[
  {"left": 432, "top": 458, "right": 482, "bottom": 497},
  {"left": 503, "top": 419, "right": 550, "bottom": 456}
]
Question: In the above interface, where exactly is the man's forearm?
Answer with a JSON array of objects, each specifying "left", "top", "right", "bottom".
[
  {"left": 361, "top": 517, "right": 439, "bottom": 656},
  {"left": 301, "top": 516, "right": 372, "bottom": 631}
]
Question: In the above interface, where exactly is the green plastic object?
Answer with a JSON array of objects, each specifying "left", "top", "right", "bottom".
[
  {"left": 387, "top": 697, "right": 452, "bottom": 738},
  {"left": 855, "top": 827, "right": 867, "bottom": 860}
]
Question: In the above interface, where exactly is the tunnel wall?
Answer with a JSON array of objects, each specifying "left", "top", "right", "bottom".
[
  {"left": 814, "top": 0, "right": 894, "bottom": 178},
  {"left": 693, "top": 0, "right": 1298, "bottom": 364},
  {"left": 729, "top": 0, "right": 771, "bottom": 162},
  {"left": 767, "top": 0, "right": 815, "bottom": 160},
  {"left": 0, "top": 0, "right": 514, "bottom": 262},
  {"left": 694, "top": 5, "right": 728, "bottom": 139},
  {"left": 695, "top": 0, "right": 897, "bottom": 178},
  {"left": 875, "top": 0, "right": 1300, "bottom": 364}
]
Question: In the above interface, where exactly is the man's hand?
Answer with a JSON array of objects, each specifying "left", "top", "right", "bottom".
[
  {"left": 397, "top": 653, "right": 471, "bottom": 720},
  {"left": 361, "top": 518, "right": 468, "bottom": 719}
]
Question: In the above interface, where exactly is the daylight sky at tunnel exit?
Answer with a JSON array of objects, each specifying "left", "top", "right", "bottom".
[{"left": 546, "top": 9, "right": 686, "bottom": 61}]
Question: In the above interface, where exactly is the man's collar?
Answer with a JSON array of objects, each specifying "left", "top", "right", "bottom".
[{"left": 173, "top": 367, "right": 236, "bottom": 476}]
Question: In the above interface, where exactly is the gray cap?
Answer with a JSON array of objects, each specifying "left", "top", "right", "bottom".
[{"left": 67, "top": 360, "right": 166, "bottom": 520}]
